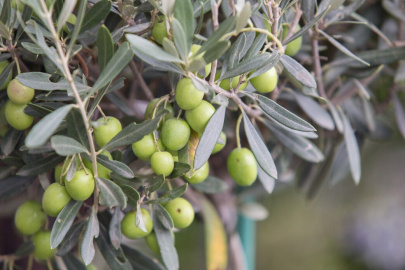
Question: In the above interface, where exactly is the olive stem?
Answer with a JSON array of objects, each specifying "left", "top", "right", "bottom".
[
  {"left": 97, "top": 105, "right": 107, "bottom": 121},
  {"left": 78, "top": 154, "right": 89, "bottom": 175},
  {"left": 166, "top": 177, "right": 172, "bottom": 190},
  {"left": 151, "top": 96, "right": 169, "bottom": 151},
  {"left": 27, "top": 254, "right": 33, "bottom": 270},
  {"left": 235, "top": 109, "right": 243, "bottom": 149},
  {"left": 40, "top": 2, "right": 100, "bottom": 211},
  {"left": 46, "top": 259, "right": 54, "bottom": 270},
  {"left": 176, "top": 109, "right": 182, "bottom": 119}
]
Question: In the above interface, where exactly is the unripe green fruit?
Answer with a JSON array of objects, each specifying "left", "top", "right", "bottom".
[
  {"left": 54, "top": 163, "right": 64, "bottom": 184},
  {"left": 161, "top": 118, "right": 191, "bottom": 150},
  {"left": 14, "top": 201, "right": 46, "bottom": 235},
  {"left": 145, "top": 231, "right": 160, "bottom": 253},
  {"left": 0, "top": 60, "right": 12, "bottom": 90},
  {"left": 132, "top": 133, "right": 165, "bottom": 161},
  {"left": 164, "top": 198, "right": 194, "bottom": 229},
  {"left": 150, "top": 151, "right": 174, "bottom": 176},
  {"left": 212, "top": 131, "right": 226, "bottom": 154},
  {"left": 190, "top": 44, "right": 212, "bottom": 77},
  {"left": 215, "top": 72, "right": 247, "bottom": 91},
  {"left": 145, "top": 98, "right": 174, "bottom": 120},
  {"left": 11, "top": 0, "right": 24, "bottom": 12},
  {"left": 151, "top": 17, "right": 168, "bottom": 45},
  {"left": 63, "top": 14, "right": 77, "bottom": 33},
  {"left": 7, "top": 79, "right": 35, "bottom": 105},
  {"left": 33, "top": 231, "right": 55, "bottom": 260},
  {"left": 227, "top": 148, "right": 257, "bottom": 186},
  {"left": 86, "top": 264, "right": 98, "bottom": 270},
  {"left": 175, "top": 78, "right": 204, "bottom": 110},
  {"left": 282, "top": 24, "right": 302, "bottom": 56},
  {"left": 83, "top": 150, "right": 112, "bottom": 179},
  {"left": 42, "top": 183, "right": 72, "bottom": 217},
  {"left": 250, "top": 67, "right": 278, "bottom": 93},
  {"left": 121, "top": 209, "right": 153, "bottom": 239},
  {"left": 185, "top": 100, "right": 215, "bottom": 134},
  {"left": 5, "top": 101, "right": 33, "bottom": 130},
  {"left": 93, "top": 116, "right": 122, "bottom": 147},
  {"left": 65, "top": 170, "right": 95, "bottom": 201},
  {"left": 185, "top": 162, "right": 209, "bottom": 184}
]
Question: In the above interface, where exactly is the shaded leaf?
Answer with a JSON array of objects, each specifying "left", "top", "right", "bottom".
[
  {"left": 62, "top": 253, "right": 87, "bottom": 270},
  {"left": 81, "top": 206, "right": 100, "bottom": 265},
  {"left": 57, "top": 0, "right": 77, "bottom": 33},
  {"left": 102, "top": 109, "right": 168, "bottom": 149},
  {"left": 0, "top": 176, "right": 36, "bottom": 200},
  {"left": 257, "top": 165, "right": 276, "bottom": 193},
  {"left": 97, "top": 25, "right": 114, "bottom": 73},
  {"left": 80, "top": 0, "right": 112, "bottom": 34},
  {"left": 1, "top": 128, "right": 23, "bottom": 156},
  {"left": 147, "top": 175, "right": 165, "bottom": 193},
  {"left": 174, "top": 0, "right": 194, "bottom": 51},
  {"left": 168, "top": 162, "right": 191, "bottom": 179},
  {"left": 191, "top": 176, "right": 228, "bottom": 194},
  {"left": 51, "top": 200, "right": 83, "bottom": 249},
  {"left": 0, "top": 61, "right": 14, "bottom": 89},
  {"left": 148, "top": 184, "right": 188, "bottom": 204},
  {"left": 17, "top": 155, "right": 65, "bottom": 176},
  {"left": 13, "top": 241, "right": 34, "bottom": 257},
  {"left": 96, "top": 177, "right": 127, "bottom": 208},
  {"left": 122, "top": 245, "right": 165, "bottom": 270},
  {"left": 67, "top": 108, "right": 90, "bottom": 150},
  {"left": 109, "top": 208, "right": 122, "bottom": 249},
  {"left": 120, "top": 185, "right": 140, "bottom": 210},
  {"left": 57, "top": 220, "right": 86, "bottom": 256}
]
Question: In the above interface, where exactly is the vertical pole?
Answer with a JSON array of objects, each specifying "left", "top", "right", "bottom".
[{"left": 237, "top": 196, "right": 256, "bottom": 270}]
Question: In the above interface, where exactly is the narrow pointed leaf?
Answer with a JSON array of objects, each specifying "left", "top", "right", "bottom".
[
  {"left": 97, "top": 25, "right": 114, "bottom": 72},
  {"left": 148, "top": 184, "right": 188, "bottom": 204},
  {"left": 57, "top": 220, "right": 86, "bottom": 256},
  {"left": 96, "top": 177, "right": 127, "bottom": 208},
  {"left": 25, "top": 104, "right": 74, "bottom": 148},
  {"left": 51, "top": 200, "right": 83, "bottom": 249},
  {"left": 167, "top": 162, "right": 191, "bottom": 179},
  {"left": 0, "top": 61, "right": 14, "bottom": 89},
  {"left": 51, "top": 135, "right": 88, "bottom": 156},
  {"left": 17, "top": 155, "right": 65, "bottom": 176},
  {"left": 280, "top": 55, "right": 316, "bottom": 88},
  {"left": 109, "top": 208, "right": 122, "bottom": 249},
  {"left": 0, "top": 176, "right": 36, "bottom": 201},
  {"left": 242, "top": 111, "right": 277, "bottom": 179},
  {"left": 120, "top": 185, "right": 140, "bottom": 210},
  {"left": 81, "top": 206, "right": 100, "bottom": 265},
  {"left": 244, "top": 92, "right": 315, "bottom": 132},
  {"left": 147, "top": 175, "right": 165, "bottom": 193},
  {"left": 102, "top": 109, "right": 168, "bottom": 149},
  {"left": 191, "top": 176, "right": 228, "bottom": 194},
  {"left": 67, "top": 109, "right": 90, "bottom": 150},
  {"left": 194, "top": 105, "right": 226, "bottom": 170},
  {"left": 340, "top": 109, "right": 361, "bottom": 184},
  {"left": 1, "top": 128, "right": 23, "bottom": 156},
  {"left": 57, "top": 0, "right": 77, "bottom": 33},
  {"left": 79, "top": 0, "right": 112, "bottom": 34},
  {"left": 174, "top": 0, "right": 194, "bottom": 49},
  {"left": 153, "top": 204, "right": 174, "bottom": 230}
]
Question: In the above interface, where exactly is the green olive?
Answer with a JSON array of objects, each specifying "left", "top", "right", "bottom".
[
  {"left": 185, "top": 100, "right": 215, "bottom": 134},
  {"left": 42, "top": 183, "right": 72, "bottom": 217},
  {"left": 54, "top": 163, "right": 64, "bottom": 184},
  {"left": 121, "top": 208, "right": 153, "bottom": 239},
  {"left": 14, "top": 201, "right": 46, "bottom": 235},
  {"left": 212, "top": 131, "right": 226, "bottom": 154},
  {"left": 227, "top": 148, "right": 257, "bottom": 186},
  {"left": 132, "top": 133, "right": 165, "bottom": 161},
  {"left": 144, "top": 98, "right": 174, "bottom": 120},
  {"left": 93, "top": 116, "right": 122, "bottom": 148},
  {"left": 215, "top": 71, "right": 247, "bottom": 91},
  {"left": 5, "top": 101, "right": 33, "bottom": 130},
  {"left": 65, "top": 169, "right": 95, "bottom": 201},
  {"left": 282, "top": 24, "right": 302, "bottom": 56},
  {"left": 164, "top": 198, "right": 194, "bottom": 229},
  {"left": 190, "top": 44, "right": 212, "bottom": 77},
  {"left": 151, "top": 16, "right": 168, "bottom": 45},
  {"left": 185, "top": 162, "right": 209, "bottom": 184},
  {"left": 83, "top": 150, "right": 112, "bottom": 179},
  {"left": 7, "top": 79, "right": 35, "bottom": 105},
  {"left": 145, "top": 231, "right": 160, "bottom": 253},
  {"left": 250, "top": 67, "right": 278, "bottom": 93},
  {"left": 0, "top": 60, "right": 12, "bottom": 90},
  {"left": 33, "top": 231, "right": 55, "bottom": 260},
  {"left": 175, "top": 78, "right": 204, "bottom": 110},
  {"left": 63, "top": 14, "right": 77, "bottom": 33},
  {"left": 161, "top": 118, "right": 191, "bottom": 151},
  {"left": 150, "top": 151, "right": 174, "bottom": 176},
  {"left": 86, "top": 264, "right": 98, "bottom": 270}
]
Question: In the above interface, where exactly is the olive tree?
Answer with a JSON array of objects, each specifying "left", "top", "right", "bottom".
[{"left": 0, "top": 0, "right": 404, "bottom": 269}]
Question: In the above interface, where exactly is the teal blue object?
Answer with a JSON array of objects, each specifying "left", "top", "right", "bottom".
[{"left": 238, "top": 197, "right": 256, "bottom": 270}]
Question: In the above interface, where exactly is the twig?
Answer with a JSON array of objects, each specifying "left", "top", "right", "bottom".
[
  {"left": 40, "top": 2, "right": 100, "bottom": 211},
  {"left": 310, "top": 27, "right": 327, "bottom": 98},
  {"left": 75, "top": 53, "right": 89, "bottom": 77},
  {"left": 129, "top": 60, "right": 154, "bottom": 101}
]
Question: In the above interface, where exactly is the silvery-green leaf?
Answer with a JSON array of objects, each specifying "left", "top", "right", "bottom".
[
  {"left": 81, "top": 206, "right": 99, "bottom": 265},
  {"left": 51, "top": 135, "right": 88, "bottom": 156},
  {"left": 280, "top": 55, "right": 317, "bottom": 88},
  {"left": 96, "top": 177, "right": 127, "bottom": 208}
]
